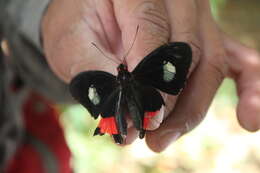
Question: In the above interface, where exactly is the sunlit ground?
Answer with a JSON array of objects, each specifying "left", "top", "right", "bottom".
[{"left": 60, "top": 1, "right": 260, "bottom": 172}]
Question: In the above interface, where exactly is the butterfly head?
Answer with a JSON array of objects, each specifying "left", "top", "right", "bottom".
[{"left": 117, "top": 64, "right": 128, "bottom": 72}]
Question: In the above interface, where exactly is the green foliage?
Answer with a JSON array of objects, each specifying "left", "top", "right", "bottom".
[
  {"left": 61, "top": 105, "right": 122, "bottom": 173},
  {"left": 210, "top": 0, "right": 227, "bottom": 18},
  {"left": 215, "top": 79, "right": 238, "bottom": 106}
]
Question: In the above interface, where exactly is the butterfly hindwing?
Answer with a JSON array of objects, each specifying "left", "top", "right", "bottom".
[
  {"left": 126, "top": 81, "right": 165, "bottom": 138},
  {"left": 69, "top": 71, "right": 118, "bottom": 119},
  {"left": 132, "top": 42, "right": 192, "bottom": 95},
  {"left": 100, "top": 88, "right": 127, "bottom": 135},
  {"left": 138, "top": 84, "right": 165, "bottom": 138},
  {"left": 126, "top": 81, "right": 144, "bottom": 132}
]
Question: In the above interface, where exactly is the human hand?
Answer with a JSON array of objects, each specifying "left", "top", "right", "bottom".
[{"left": 41, "top": 0, "right": 260, "bottom": 152}]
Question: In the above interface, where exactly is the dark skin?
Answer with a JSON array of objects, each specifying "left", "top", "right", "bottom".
[{"left": 42, "top": 0, "right": 260, "bottom": 152}]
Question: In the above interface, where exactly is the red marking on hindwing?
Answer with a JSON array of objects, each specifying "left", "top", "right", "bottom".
[
  {"left": 143, "top": 111, "right": 159, "bottom": 129},
  {"left": 99, "top": 117, "right": 118, "bottom": 134}
]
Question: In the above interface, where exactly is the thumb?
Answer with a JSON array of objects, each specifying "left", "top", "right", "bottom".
[
  {"left": 113, "top": 0, "right": 170, "bottom": 71},
  {"left": 41, "top": 0, "right": 118, "bottom": 82}
]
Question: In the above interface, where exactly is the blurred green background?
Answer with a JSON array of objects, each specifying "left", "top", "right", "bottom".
[{"left": 60, "top": 1, "right": 260, "bottom": 173}]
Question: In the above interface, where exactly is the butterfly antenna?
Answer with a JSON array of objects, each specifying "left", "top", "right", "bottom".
[
  {"left": 91, "top": 42, "right": 121, "bottom": 64},
  {"left": 122, "top": 25, "right": 139, "bottom": 65}
]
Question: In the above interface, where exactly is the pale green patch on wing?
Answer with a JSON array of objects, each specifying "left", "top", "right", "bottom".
[
  {"left": 88, "top": 85, "right": 100, "bottom": 105},
  {"left": 163, "top": 61, "right": 176, "bottom": 82}
]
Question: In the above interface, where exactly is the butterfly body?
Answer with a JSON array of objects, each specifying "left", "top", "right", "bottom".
[{"left": 70, "top": 42, "right": 192, "bottom": 144}]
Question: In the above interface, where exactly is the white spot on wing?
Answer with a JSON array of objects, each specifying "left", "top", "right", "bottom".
[
  {"left": 163, "top": 61, "right": 176, "bottom": 82},
  {"left": 88, "top": 85, "right": 100, "bottom": 105}
]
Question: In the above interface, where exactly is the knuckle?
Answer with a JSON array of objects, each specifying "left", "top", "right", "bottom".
[
  {"left": 134, "top": 1, "right": 170, "bottom": 43},
  {"left": 189, "top": 40, "right": 202, "bottom": 71},
  {"left": 172, "top": 32, "right": 202, "bottom": 72},
  {"left": 184, "top": 122, "right": 191, "bottom": 134},
  {"left": 244, "top": 51, "right": 260, "bottom": 70},
  {"left": 204, "top": 52, "right": 227, "bottom": 83}
]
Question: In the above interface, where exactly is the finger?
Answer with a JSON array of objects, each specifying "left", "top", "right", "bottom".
[
  {"left": 120, "top": 126, "right": 139, "bottom": 146},
  {"left": 162, "top": 0, "right": 201, "bottom": 118},
  {"left": 146, "top": 1, "right": 226, "bottom": 152},
  {"left": 122, "top": 102, "right": 165, "bottom": 145},
  {"left": 146, "top": 56, "right": 226, "bottom": 152},
  {"left": 93, "top": 0, "right": 122, "bottom": 53},
  {"left": 146, "top": 106, "right": 165, "bottom": 130},
  {"left": 42, "top": 0, "right": 119, "bottom": 82},
  {"left": 146, "top": 0, "right": 202, "bottom": 136},
  {"left": 111, "top": 0, "right": 170, "bottom": 143},
  {"left": 135, "top": 0, "right": 201, "bottom": 134},
  {"left": 224, "top": 35, "right": 260, "bottom": 131},
  {"left": 113, "top": 0, "right": 170, "bottom": 71},
  {"left": 165, "top": 0, "right": 201, "bottom": 73}
]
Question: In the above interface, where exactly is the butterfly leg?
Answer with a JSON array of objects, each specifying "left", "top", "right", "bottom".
[
  {"left": 112, "top": 134, "right": 124, "bottom": 144},
  {"left": 138, "top": 111, "right": 161, "bottom": 139}
]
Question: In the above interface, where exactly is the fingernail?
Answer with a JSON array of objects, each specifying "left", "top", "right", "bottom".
[
  {"left": 244, "top": 122, "right": 260, "bottom": 132},
  {"left": 159, "top": 131, "right": 181, "bottom": 151},
  {"left": 249, "top": 123, "right": 260, "bottom": 132}
]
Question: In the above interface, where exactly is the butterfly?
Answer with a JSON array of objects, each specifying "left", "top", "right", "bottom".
[{"left": 69, "top": 39, "right": 192, "bottom": 144}]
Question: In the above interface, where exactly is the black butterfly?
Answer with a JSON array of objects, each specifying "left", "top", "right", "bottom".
[{"left": 69, "top": 42, "right": 192, "bottom": 144}]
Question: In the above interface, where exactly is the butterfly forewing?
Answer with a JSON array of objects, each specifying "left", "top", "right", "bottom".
[
  {"left": 132, "top": 42, "right": 192, "bottom": 95},
  {"left": 69, "top": 71, "right": 118, "bottom": 119}
]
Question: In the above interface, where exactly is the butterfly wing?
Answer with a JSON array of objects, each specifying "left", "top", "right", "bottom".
[
  {"left": 126, "top": 81, "right": 165, "bottom": 138},
  {"left": 69, "top": 71, "right": 118, "bottom": 119},
  {"left": 94, "top": 88, "right": 127, "bottom": 144},
  {"left": 70, "top": 71, "right": 127, "bottom": 144},
  {"left": 132, "top": 42, "right": 192, "bottom": 95}
]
